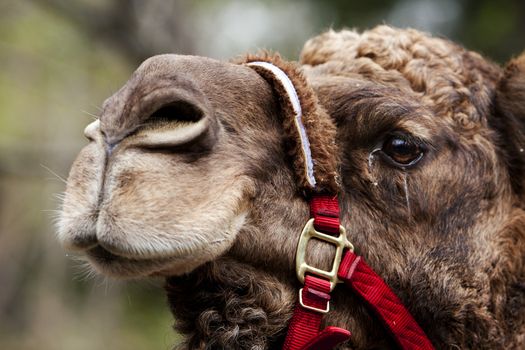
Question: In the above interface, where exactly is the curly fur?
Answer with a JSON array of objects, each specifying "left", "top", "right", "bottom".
[
  {"left": 300, "top": 26, "right": 501, "bottom": 131},
  {"left": 166, "top": 259, "right": 294, "bottom": 350}
]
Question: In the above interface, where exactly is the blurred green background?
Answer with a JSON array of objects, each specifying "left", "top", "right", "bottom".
[{"left": 0, "top": 0, "right": 523, "bottom": 349}]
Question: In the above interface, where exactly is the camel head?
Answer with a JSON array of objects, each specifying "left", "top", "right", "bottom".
[{"left": 58, "top": 26, "right": 525, "bottom": 349}]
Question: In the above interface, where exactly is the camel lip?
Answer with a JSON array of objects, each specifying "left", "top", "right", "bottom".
[
  {"left": 85, "top": 244, "right": 188, "bottom": 278},
  {"left": 87, "top": 245, "right": 171, "bottom": 264},
  {"left": 87, "top": 245, "right": 120, "bottom": 263}
]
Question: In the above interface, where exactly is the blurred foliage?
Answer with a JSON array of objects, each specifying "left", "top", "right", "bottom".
[
  {"left": 0, "top": 0, "right": 522, "bottom": 349},
  {"left": 0, "top": 2, "right": 175, "bottom": 349}
]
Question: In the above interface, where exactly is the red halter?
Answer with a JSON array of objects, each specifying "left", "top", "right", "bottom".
[
  {"left": 283, "top": 194, "right": 434, "bottom": 350},
  {"left": 246, "top": 60, "right": 434, "bottom": 350}
]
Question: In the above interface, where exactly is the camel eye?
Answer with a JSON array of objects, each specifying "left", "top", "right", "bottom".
[{"left": 381, "top": 134, "right": 425, "bottom": 167}]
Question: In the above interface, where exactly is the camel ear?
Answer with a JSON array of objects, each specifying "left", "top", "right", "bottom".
[{"left": 495, "top": 52, "right": 525, "bottom": 196}]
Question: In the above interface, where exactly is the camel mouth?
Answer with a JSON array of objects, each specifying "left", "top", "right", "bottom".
[
  {"left": 87, "top": 245, "right": 123, "bottom": 263},
  {"left": 86, "top": 245, "right": 183, "bottom": 278},
  {"left": 60, "top": 207, "right": 249, "bottom": 278}
]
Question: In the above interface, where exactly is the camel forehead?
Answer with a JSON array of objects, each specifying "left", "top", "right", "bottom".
[
  {"left": 301, "top": 25, "right": 496, "bottom": 77},
  {"left": 301, "top": 26, "right": 502, "bottom": 125}
]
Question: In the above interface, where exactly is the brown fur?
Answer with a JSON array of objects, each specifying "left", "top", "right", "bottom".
[
  {"left": 58, "top": 26, "right": 525, "bottom": 349},
  {"left": 239, "top": 52, "right": 340, "bottom": 193}
]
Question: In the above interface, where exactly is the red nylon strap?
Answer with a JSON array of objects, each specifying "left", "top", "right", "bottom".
[
  {"left": 337, "top": 251, "right": 435, "bottom": 350},
  {"left": 300, "top": 326, "right": 352, "bottom": 350},
  {"left": 284, "top": 194, "right": 433, "bottom": 350},
  {"left": 310, "top": 194, "right": 340, "bottom": 235},
  {"left": 283, "top": 276, "right": 333, "bottom": 350},
  {"left": 283, "top": 195, "right": 350, "bottom": 350}
]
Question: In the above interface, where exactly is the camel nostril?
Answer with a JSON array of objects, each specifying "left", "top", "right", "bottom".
[{"left": 147, "top": 100, "right": 204, "bottom": 124}]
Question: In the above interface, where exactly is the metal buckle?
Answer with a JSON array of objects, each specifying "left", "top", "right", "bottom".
[
  {"left": 298, "top": 287, "right": 330, "bottom": 314},
  {"left": 296, "top": 218, "right": 353, "bottom": 291}
]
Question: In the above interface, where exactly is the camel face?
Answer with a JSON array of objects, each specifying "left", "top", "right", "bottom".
[
  {"left": 58, "top": 26, "right": 525, "bottom": 348},
  {"left": 57, "top": 54, "right": 288, "bottom": 277}
]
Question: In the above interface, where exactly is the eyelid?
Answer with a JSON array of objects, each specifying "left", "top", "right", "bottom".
[{"left": 385, "top": 130, "right": 431, "bottom": 151}]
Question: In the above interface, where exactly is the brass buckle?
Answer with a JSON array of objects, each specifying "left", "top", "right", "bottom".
[
  {"left": 298, "top": 287, "right": 330, "bottom": 314},
  {"left": 296, "top": 218, "right": 353, "bottom": 291}
]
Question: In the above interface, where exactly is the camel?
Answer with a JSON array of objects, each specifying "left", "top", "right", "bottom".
[{"left": 58, "top": 26, "right": 525, "bottom": 349}]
